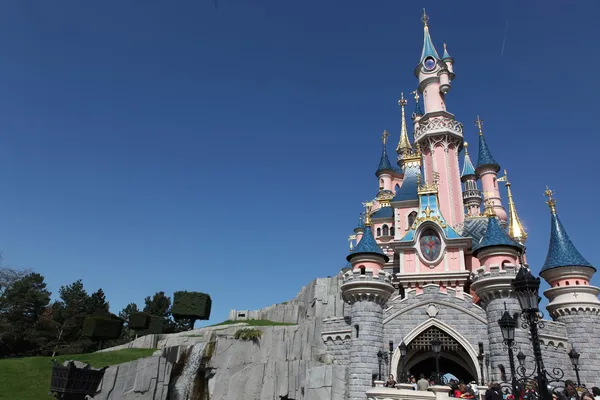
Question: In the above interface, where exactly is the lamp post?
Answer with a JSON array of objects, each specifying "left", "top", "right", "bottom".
[
  {"left": 431, "top": 337, "right": 442, "bottom": 385},
  {"left": 568, "top": 348, "right": 581, "bottom": 388},
  {"left": 512, "top": 267, "right": 550, "bottom": 400},
  {"left": 389, "top": 341, "right": 394, "bottom": 380},
  {"left": 399, "top": 341, "right": 408, "bottom": 383},
  {"left": 485, "top": 354, "right": 490, "bottom": 382},
  {"left": 477, "top": 342, "right": 485, "bottom": 385},
  {"left": 377, "top": 350, "right": 384, "bottom": 381},
  {"left": 498, "top": 306, "right": 519, "bottom": 397}
]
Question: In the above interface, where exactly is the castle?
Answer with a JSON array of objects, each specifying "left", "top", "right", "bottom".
[{"left": 321, "top": 9, "right": 600, "bottom": 400}]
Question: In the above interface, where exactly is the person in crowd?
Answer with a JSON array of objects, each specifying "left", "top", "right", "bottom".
[
  {"left": 485, "top": 383, "right": 502, "bottom": 400},
  {"left": 581, "top": 391, "right": 594, "bottom": 400},
  {"left": 565, "top": 380, "right": 580, "bottom": 400},
  {"left": 410, "top": 375, "right": 417, "bottom": 390},
  {"left": 417, "top": 374, "right": 429, "bottom": 391},
  {"left": 385, "top": 374, "right": 397, "bottom": 388},
  {"left": 591, "top": 387, "right": 600, "bottom": 400}
]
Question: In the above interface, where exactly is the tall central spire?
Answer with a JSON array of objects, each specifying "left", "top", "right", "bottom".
[
  {"left": 396, "top": 92, "right": 412, "bottom": 155},
  {"left": 420, "top": 8, "right": 440, "bottom": 62},
  {"left": 503, "top": 170, "right": 527, "bottom": 244}
]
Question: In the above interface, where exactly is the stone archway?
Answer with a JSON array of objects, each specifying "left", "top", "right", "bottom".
[{"left": 391, "top": 319, "right": 481, "bottom": 384}]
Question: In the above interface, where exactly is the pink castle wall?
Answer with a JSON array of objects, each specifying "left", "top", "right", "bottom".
[
  {"left": 550, "top": 278, "right": 590, "bottom": 288},
  {"left": 478, "top": 253, "right": 518, "bottom": 269},
  {"left": 422, "top": 81, "right": 446, "bottom": 113},
  {"left": 479, "top": 168, "right": 507, "bottom": 221},
  {"left": 448, "top": 146, "right": 464, "bottom": 225},
  {"left": 352, "top": 260, "right": 383, "bottom": 273}
]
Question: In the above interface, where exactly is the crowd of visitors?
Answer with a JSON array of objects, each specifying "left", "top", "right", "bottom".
[{"left": 380, "top": 373, "right": 599, "bottom": 400}]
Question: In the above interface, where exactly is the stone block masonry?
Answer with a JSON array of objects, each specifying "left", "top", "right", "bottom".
[{"left": 557, "top": 312, "right": 600, "bottom": 386}]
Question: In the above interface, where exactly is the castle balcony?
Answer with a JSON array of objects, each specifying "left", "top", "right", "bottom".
[
  {"left": 462, "top": 189, "right": 482, "bottom": 199},
  {"left": 414, "top": 111, "right": 463, "bottom": 143}
]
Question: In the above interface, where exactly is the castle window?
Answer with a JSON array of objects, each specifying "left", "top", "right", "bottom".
[
  {"left": 408, "top": 211, "right": 418, "bottom": 228},
  {"left": 380, "top": 179, "right": 384, "bottom": 187},
  {"left": 576, "top": 281, "right": 580, "bottom": 285},
  {"left": 355, "top": 324, "right": 359, "bottom": 338},
  {"left": 382, "top": 224, "right": 389, "bottom": 236},
  {"left": 394, "top": 184, "right": 400, "bottom": 194},
  {"left": 566, "top": 281, "right": 570, "bottom": 286},
  {"left": 390, "top": 226, "right": 395, "bottom": 236},
  {"left": 556, "top": 282, "right": 560, "bottom": 287},
  {"left": 419, "top": 228, "right": 442, "bottom": 262},
  {"left": 377, "top": 227, "right": 381, "bottom": 236},
  {"left": 359, "top": 266, "right": 366, "bottom": 275}
]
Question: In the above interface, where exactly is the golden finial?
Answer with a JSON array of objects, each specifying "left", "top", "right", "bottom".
[
  {"left": 504, "top": 169, "right": 528, "bottom": 243},
  {"left": 382, "top": 129, "right": 390, "bottom": 145},
  {"left": 411, "top": 89, "right": 420, "bottom": 104},
  {"left": 464, "top": 142, "right": 469, "bottom": 154},
  {"left": 443, "top": 42, "right": 447, "bottom": 51},
  {"left": 397, "top": 92, "right": 412, "bottom": 155},
  {"left": 348, "top": 234, "right": 356, "bottom": 251},
  {"left": 421, "top": 8, "right": 429, "bottom": 27},
  {"left": 362, "top": 201, "right": 374, "bottom": 226},
  {"left": 475, "top": 115, "right": 484, "bottom": 136},
  {"left": 483, "top": 198, "right": 496, "bottom": 217},
  {"left": 544, "top": 186, "right": 557, "bottom": 215}
]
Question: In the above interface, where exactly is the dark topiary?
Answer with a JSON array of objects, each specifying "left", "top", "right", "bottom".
[
  {"left": 128, "top": 312, "right": 150, "bottom": 330},
  {"left": 145, "top": 315, "right": 165, "bottom": 334},
  {"left": 81, "top": 314, "right": 124, "bottom": 340},
  {"left": 171, "top": 291, "right": 212, "bottom": 327}
]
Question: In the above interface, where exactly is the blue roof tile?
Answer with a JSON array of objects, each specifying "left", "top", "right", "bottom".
[
  {"left": 541, "top": 212, "right": 594, "bottom": 272},
  {"left": 372, "top": 206, "right": 394, "bottom": 219},
  {"left": 461, "top": 150, "right": 476, "bottom": 178},
  {"left": 474, "top": 216, "right": 521, "bottom": 253},
  {"left": 392, "top": 163, "right": 420, "bottom": 202},
  {"left": 347, "top": 226, "right": 388, "bottom": 262},
  {"left": 442, "top": 44, "right": 452, "bottom": 61},
  {"left": 376, "top": 146, "right": 394, "bottom": 175},
  {"left": 420, "top": 26, "right": 440, "bottom": 62},
  {"left": 476, "top": 133, "right": 500, "bottom": 172}
]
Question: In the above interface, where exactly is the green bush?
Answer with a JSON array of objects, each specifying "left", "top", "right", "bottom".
[
  {"left": 172, "top": 291, "right": 212, "bottom": 322},
  {"left": 144, "top": 315, "right": 165, "bottom": 335},
  {"left": 81, "top": 314, "right": 124, "bottom": 340},
  {"left": 234, "top": 328, "right": 262, "bottom": 341},
  {"left": 128, "top": 313, "right": 150, "bottom": 330}
]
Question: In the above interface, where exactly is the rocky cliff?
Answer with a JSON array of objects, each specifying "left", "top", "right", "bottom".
[{"left": 95, "top": 275, "right": 348, "bottom": 400}]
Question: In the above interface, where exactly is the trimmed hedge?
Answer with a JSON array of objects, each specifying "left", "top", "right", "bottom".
[
  {"left": 128, "top": 313, "right": 150, "bottom": 330},
  {"left": 171, "top": 291, "right": 212, "bottom": 322},
  {"left": 81, "top": 314, "right": 124, "bottom": 340},
  {"left": 145, "top": 316, "right": 165, "bottom": 334}
]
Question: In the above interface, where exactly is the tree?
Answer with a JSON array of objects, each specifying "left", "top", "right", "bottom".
[
  {"left": 87, "top": 288, "right": 109, "bottom": 315},
  {"left": 171, "top": 291, "right": 212, "bottom": 331},
  {"left": 51, "top": 280, "right": 92, "bottom": 353},
  {"left": 118, "top": 303, "right": 139, "bottom": 322},
  {"left": 143, "top": 292, "right": 171, "bottom": 318},
  {"left": 0, "top": 266, "right": 32, "bottom": 301},
  {"left": 0, "top": 273, "right": 51, "bottom": 357}
]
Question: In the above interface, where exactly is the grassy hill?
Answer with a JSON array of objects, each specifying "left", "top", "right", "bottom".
[{"left": 0, "top": 348, "right": 156, "bottom": 400}]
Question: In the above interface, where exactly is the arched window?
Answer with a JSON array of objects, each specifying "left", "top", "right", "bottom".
[
  {"left": 382, "top": 224, "right": 389, "bottom": 236},
  {"left": 566, "top": 281, "right": 570, "bottom": 286},
  {"left": 377, "top": 227, "right": 381, "bottom": 236},
  {"left": 408, "top": 211, "right": 418, "bottom": 228},
  {"left": 576, "top": 281, "right": 580, "bottom": 285},
  {"left": 380, "top": 179, "right": 384, "bottom": 188},
  {"left": 359, "top": 266, "right": 366, "bottom": 275},
  {"left": 390, "top": 226, "right": 395, "bottom": 236}
]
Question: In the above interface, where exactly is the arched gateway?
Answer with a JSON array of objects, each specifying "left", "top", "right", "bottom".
[{"left": 390, "top": 319, "right": 480, "bottom": 384}]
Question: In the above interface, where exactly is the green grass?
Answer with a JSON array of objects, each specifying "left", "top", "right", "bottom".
[
  {"left": 208, "top": 319, "right": 296, "bottom": 327},
  {"left": 0, "top": 348, "right": 156, "bottom": 400}
]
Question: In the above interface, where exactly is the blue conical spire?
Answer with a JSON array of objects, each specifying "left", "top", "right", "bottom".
[
  {"left": 347, "top": 225, "right": 388, "bottom": 262},
  {"left": 461, "top": 142, "right": 476, "bottom": 178},
  {"left": 442, "top": 42, "right": 453, "bottom": 61},
  {"left": 376, "top": 130, "right": 394, "bottom": 176},
  {"left": 420, "top": 9, "right": 440, "bottom": 63},
  {"left": 474, "top": 215, "right": 521, "bottom": 253},
  {"left": 475, "top": 116, "right": 500, "bottom": 172},
  {"left": 541, "top": 190, "right": 593, "bottom": 272}
]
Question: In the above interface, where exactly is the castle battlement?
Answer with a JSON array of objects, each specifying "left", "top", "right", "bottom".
[
  {"left": 471, "top": 263, "right": 519, "bottom": 282},
  {"left": 342, "top": 269, "right": 394, "bottom": 285}
]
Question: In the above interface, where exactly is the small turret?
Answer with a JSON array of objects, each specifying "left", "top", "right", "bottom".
[
  {"left": 396, "top": 93, "right": 412, "bottom": 160},
  {"left": 376, "top": 130, "right": 394, "bottom": 190},
  {"left": 347, "top": 201, "right": 389, "bottom": 273},
  {"left": 539, "top": 188, "right": 600, "bottom": 387},
  {"left": 474, "top": 116, "right": 507, "bottom": 222},
  {"left": 354, "top": 213, "right": 365, "bottom": 243},
  {"left": 461, "top": 142, "right": 482, "bottom": 216},
  {"left": 442, "top": 42, "right": 455, "bottom": 79},
  {"left": 472, "top": 206, "right": 522, "bottom": 268}
]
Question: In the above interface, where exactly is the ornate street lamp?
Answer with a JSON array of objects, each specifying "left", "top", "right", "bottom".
[
  {"left": 399, "top": 341, "right": 408, "bottom": 382},
  {"left": 498, "top": 306, "right": 519, "bottom": 397},
  {"left": 389, "top": 341, "right": 394, "bottom": 380},
  {"left": 512, "top": 267, "right": 552, "bottom": 400},
  {"left": 477, "top": 342, "right": 485, "bottom": 385},
  {"left": 568, "top": 348, "right": 581, "bottom": 388},
  {"left": 377, "top": 350, "right": 384, "bottom": 381},
  {"left": 431, "top": 337, "right": 442, "bottom": 385},
  {"left": 517, "top": 351, "right": 526, "bottom": 368}
]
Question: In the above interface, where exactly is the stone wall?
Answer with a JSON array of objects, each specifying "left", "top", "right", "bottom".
[
  {"left": 384, "top": 285, "right": 488, "bottom": 351},
  {"left": 322, "top": 316, "right": 352, "bottom": 366},
  {"left": 93, "top": 355, "right": 172, "bottom": 400},
  {"left": 229, "top": 275, "right": 346, "bottom": 324},
  {"left": 557, "top": 312, "right": 600, "bottom": 386}
]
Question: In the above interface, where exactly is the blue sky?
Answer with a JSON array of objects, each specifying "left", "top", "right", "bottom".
[{"left": 0, "top": 0, "right": 598, "bottom": 326}]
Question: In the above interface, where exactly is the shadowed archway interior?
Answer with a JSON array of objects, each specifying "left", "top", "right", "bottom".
[{"left": 396, "top": 326, "right": 477, "bottom": 383}]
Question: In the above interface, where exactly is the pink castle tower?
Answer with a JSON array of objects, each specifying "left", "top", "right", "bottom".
[{"left": 413, "top": 10, "right": 464, "bottom": 228}]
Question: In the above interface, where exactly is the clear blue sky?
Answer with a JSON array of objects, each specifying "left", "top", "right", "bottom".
[{"left": 0, "top": 0, "right": 598, "bottom": 326}]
